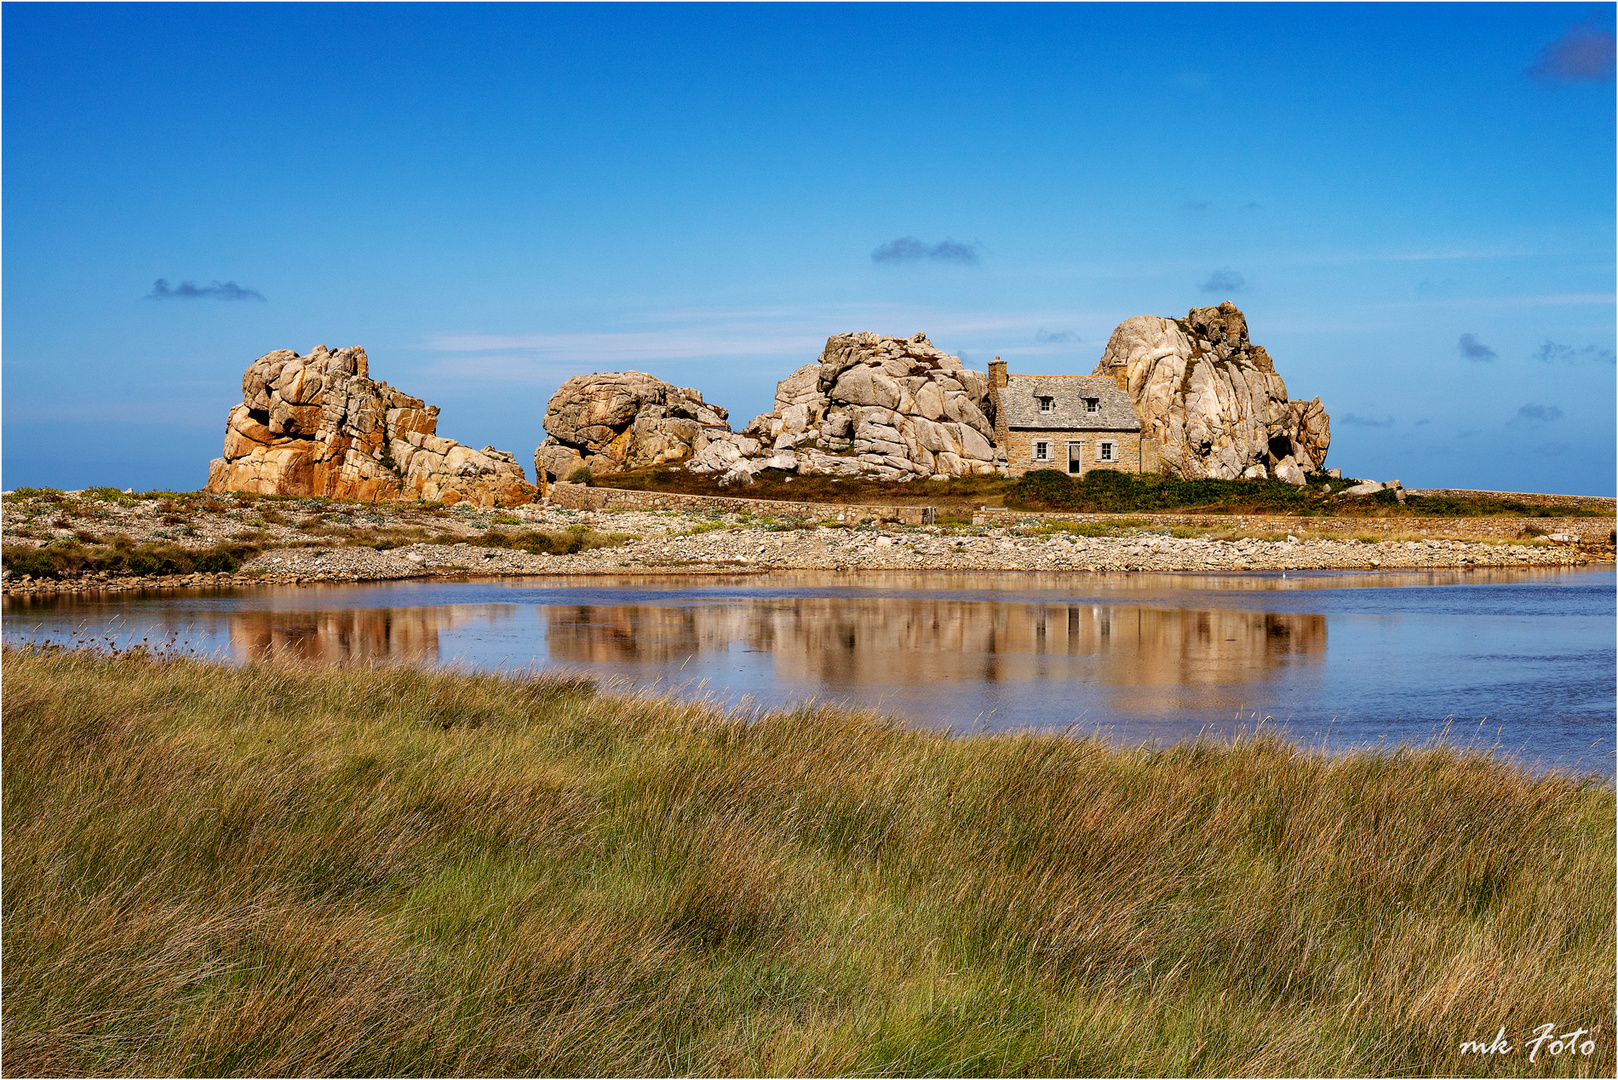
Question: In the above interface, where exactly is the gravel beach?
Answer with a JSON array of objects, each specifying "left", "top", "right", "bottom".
[{"left": 2, "top": 491, "right": 1606, "bottom": 595}]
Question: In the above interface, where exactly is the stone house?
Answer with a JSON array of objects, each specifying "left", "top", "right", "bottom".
[{"left": 987, "top": 359, "right": 1159, "bottom": 477}]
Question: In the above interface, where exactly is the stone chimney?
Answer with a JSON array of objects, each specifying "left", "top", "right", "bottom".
[
  {"left": 1113, "top": 365, "right": 1129, "bottom": 393},
  {"left": 987, "top": 357, "right": 1010, "bottom": 452}
]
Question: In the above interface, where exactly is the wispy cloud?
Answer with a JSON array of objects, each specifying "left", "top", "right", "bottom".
[
  {"left": 1528, "top": 22, "right": 1616, "bottom": 82},
  {"left": 1533, "top": 340, "right": 1617, "bottom": 365},
  {"left": 1339, "top": 412, "right": 1397, "bottom": 428},
  {"left": 148, "top": 278, "right": 265, "bottom": 302},
  {"left": 420, "top": 303, "right": 1127, "bottom": 386},
  {"left": 1034, "top": 328, "right": 1080, "bottom": 344},
  {"left": 1200, "top": 267, "right": 1245, "bottom": 293},
  {"left": 871, "top": 237, "right": 981, "bottom": 266},
  {"left": 1457, "top": 333, "right": 1497, "bottom": 361},
  {"left": 1516, "top": 403, "right": 1565, "bottom": 422},
  {"left": 421, "top": 331, "right": 817, "bottom": 384}
]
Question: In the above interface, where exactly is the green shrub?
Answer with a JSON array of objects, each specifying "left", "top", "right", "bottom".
[
  {"left": 2, "top": 540, "right": 256, "bottom": 579},
  {"left": 2, "top": 548, "right": 59, "bottom": 578},
  {"left": 1010, "top": 469, "right": 1077, "bottom": 507},
  {"left": 566, "top": 467, "right": 593, "bottom": 485},
  {"left": 1007, "top": 471, "right": 1323, "bottom": 514}
]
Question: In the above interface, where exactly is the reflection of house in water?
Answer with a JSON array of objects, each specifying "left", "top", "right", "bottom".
[
  {"left": 541, "top": 598, "right": 1326, "bottom": 714},
  {"left": 228, "top": 606, "right": 505, "bottom": 665}
]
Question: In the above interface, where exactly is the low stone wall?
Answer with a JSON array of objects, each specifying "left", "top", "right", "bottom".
[
  {"left": 968, "top": 510, "right": 1617, "bottom": 544},
  {"left": 548, "top": 481, "right": 936, "bottom": 526},
  {"left": 1402, "top": 489, "right": 1616, "bottom": 512}
]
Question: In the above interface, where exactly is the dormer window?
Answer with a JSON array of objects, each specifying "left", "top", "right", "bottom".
[
  {"left": 1038, "top": 396, "right": 1054, "bottom": 412},
  {"left": 1084, "top": 398, "right": 1100, "bottom": 413}
]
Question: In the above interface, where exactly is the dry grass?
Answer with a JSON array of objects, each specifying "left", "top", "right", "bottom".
[{"left": 3, "top": 646, "right": 1612, "bottom": 1077}]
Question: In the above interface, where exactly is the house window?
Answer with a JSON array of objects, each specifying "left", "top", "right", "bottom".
[
  {"left": 1034, "top": 441, "right": 1049, "bottom": 462},
  {"left": 1038, "top": 396, "right": 1054, "bottom": 412},
  {"left": 1085, "top": 398, "right": 1099, "bottom": 413},
  {"left": 1099, "top": 441, "right": 1114, "bottom": 462}
]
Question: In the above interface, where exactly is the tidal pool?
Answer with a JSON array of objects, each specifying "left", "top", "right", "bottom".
[{"left": 4, "top": 567, "right": 1613, "bottom": 775}]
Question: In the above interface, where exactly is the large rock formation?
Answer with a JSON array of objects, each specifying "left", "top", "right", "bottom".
[
  {"left": 1094, "top": 303, "right": 1330, "bottom": 481},
  {"left": 206, "top": 345, "right": 534, "bottom": 506},
  {"left": 534, "top": 371, "right": 733, "bottom": 482},
  {"left": 687, "top": 332, "right": 999, "bottom": 483}
]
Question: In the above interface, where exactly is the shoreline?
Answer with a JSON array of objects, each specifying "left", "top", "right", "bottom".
[
  {"left": 3, "top": 528, "right": 1606, "bottom": 596},
  {"left": 3, "top": 490, "right": 1609, "bottom": 596}
]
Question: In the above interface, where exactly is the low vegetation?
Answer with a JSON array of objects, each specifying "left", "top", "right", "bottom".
[
  {"left": 1, "top": 538, "right": 261, "bottom": 579},
  {"left": 4, "top": 646, "right": 1611, "bottom": 1076},
  {"left": 589, "top": 467, "right": 1608, "bottom": 519},
  {"left": 587, "top": 466, "right": 1012, "bottom": 521},
  {"left": 1, "top": 489, "right": 632, "bottom": 579}
]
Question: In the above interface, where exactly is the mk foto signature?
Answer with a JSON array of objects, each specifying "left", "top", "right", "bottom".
[{"left": 1459, "top": 1023, "right": 1598, "bottom": 1062}]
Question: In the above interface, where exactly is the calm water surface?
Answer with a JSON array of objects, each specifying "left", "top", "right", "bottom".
[{"left": 5, "top": 568, "right": 1613, "bottom": 774}]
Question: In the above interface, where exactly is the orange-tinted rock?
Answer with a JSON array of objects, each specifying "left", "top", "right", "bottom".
[{"left": 206, "top": 345, "right": 534, "bottom": 506}]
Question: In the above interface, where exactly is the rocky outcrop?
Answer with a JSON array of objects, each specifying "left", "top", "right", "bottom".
[
  {"left": 687, "top": 332, "right": 999, "bottom": 483},
  {"left": 206, "top": 345, "right": 534, "bottom": 506},
  {"left": 1094, "top": 303, "right": 1330, "bottom": 481},
  {"left": 534, "top": 371, "right": 733, "bottom": 482}
]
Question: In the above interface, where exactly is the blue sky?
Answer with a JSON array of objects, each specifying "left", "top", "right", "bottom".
[{"left": 4, "top": 3, "right": 1614, "bottom": 494}]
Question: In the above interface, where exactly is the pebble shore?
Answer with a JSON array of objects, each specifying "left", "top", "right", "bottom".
[{"left": 2, "top": 497, "right": 1605, "bottom": 596}]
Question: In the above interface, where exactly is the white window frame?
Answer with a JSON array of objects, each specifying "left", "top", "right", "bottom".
[
  {"left": 1033, "top": 440, "right": 1050, "bottom": 462},
  {"left": 1038, "top": 396, "right": 1054, "bottom": 413},
  {"left": 1099, "top": 441, "right": 1115, "bottom": 462},
  {"left": 1085, "top": 398, "right": 1100, "bottom": 413}
]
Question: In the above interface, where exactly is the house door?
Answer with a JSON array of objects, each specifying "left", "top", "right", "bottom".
[{"left": 1067, "top": 442, "right": 1083, "bottom": 475}]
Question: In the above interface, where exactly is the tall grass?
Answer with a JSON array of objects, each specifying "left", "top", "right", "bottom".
[{"left": 3, "top": 646, "right": 1611, "bottom": 1076}]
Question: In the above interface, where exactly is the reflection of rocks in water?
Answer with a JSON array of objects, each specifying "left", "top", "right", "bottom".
[
  {"left": 542, "top": 598, "right": 1325, "bottom": 701},
  {"left": 230, "top": 607, "right": 463, "bottom": 664},
  {"left": 756, "top": 601, "right": 1325, "bottom": 692},
  {"left": 542, "top": 605, "right": 739, "bottom": 664},
  {"left": 1068, "top": 606, "right": 1325, "bottom": 687}
]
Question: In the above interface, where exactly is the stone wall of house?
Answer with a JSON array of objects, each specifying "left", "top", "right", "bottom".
[
  {"left": 1000, "top": 431, "right": 1144, "bottom": 477},
  {"left": 546, "top": 481, "right": 935, "bottom": 525}
]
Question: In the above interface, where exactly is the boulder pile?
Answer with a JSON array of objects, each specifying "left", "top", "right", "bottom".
[
  {"left": 533, "top": 371, "right": 733, "bottom": 482},
  {"left": 686, "top": 332, "right": 1000, "bottom": 483},
  {"left": 206, "top": 345, "right": 534, "bottom": 506},
  {"left": 1095, "top": 303, "right": 1330, "bottom": 481}
]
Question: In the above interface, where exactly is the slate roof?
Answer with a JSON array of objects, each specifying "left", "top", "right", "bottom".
[{"left": 1001, "top": 375, "right": 1141, "bottom": 431}]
